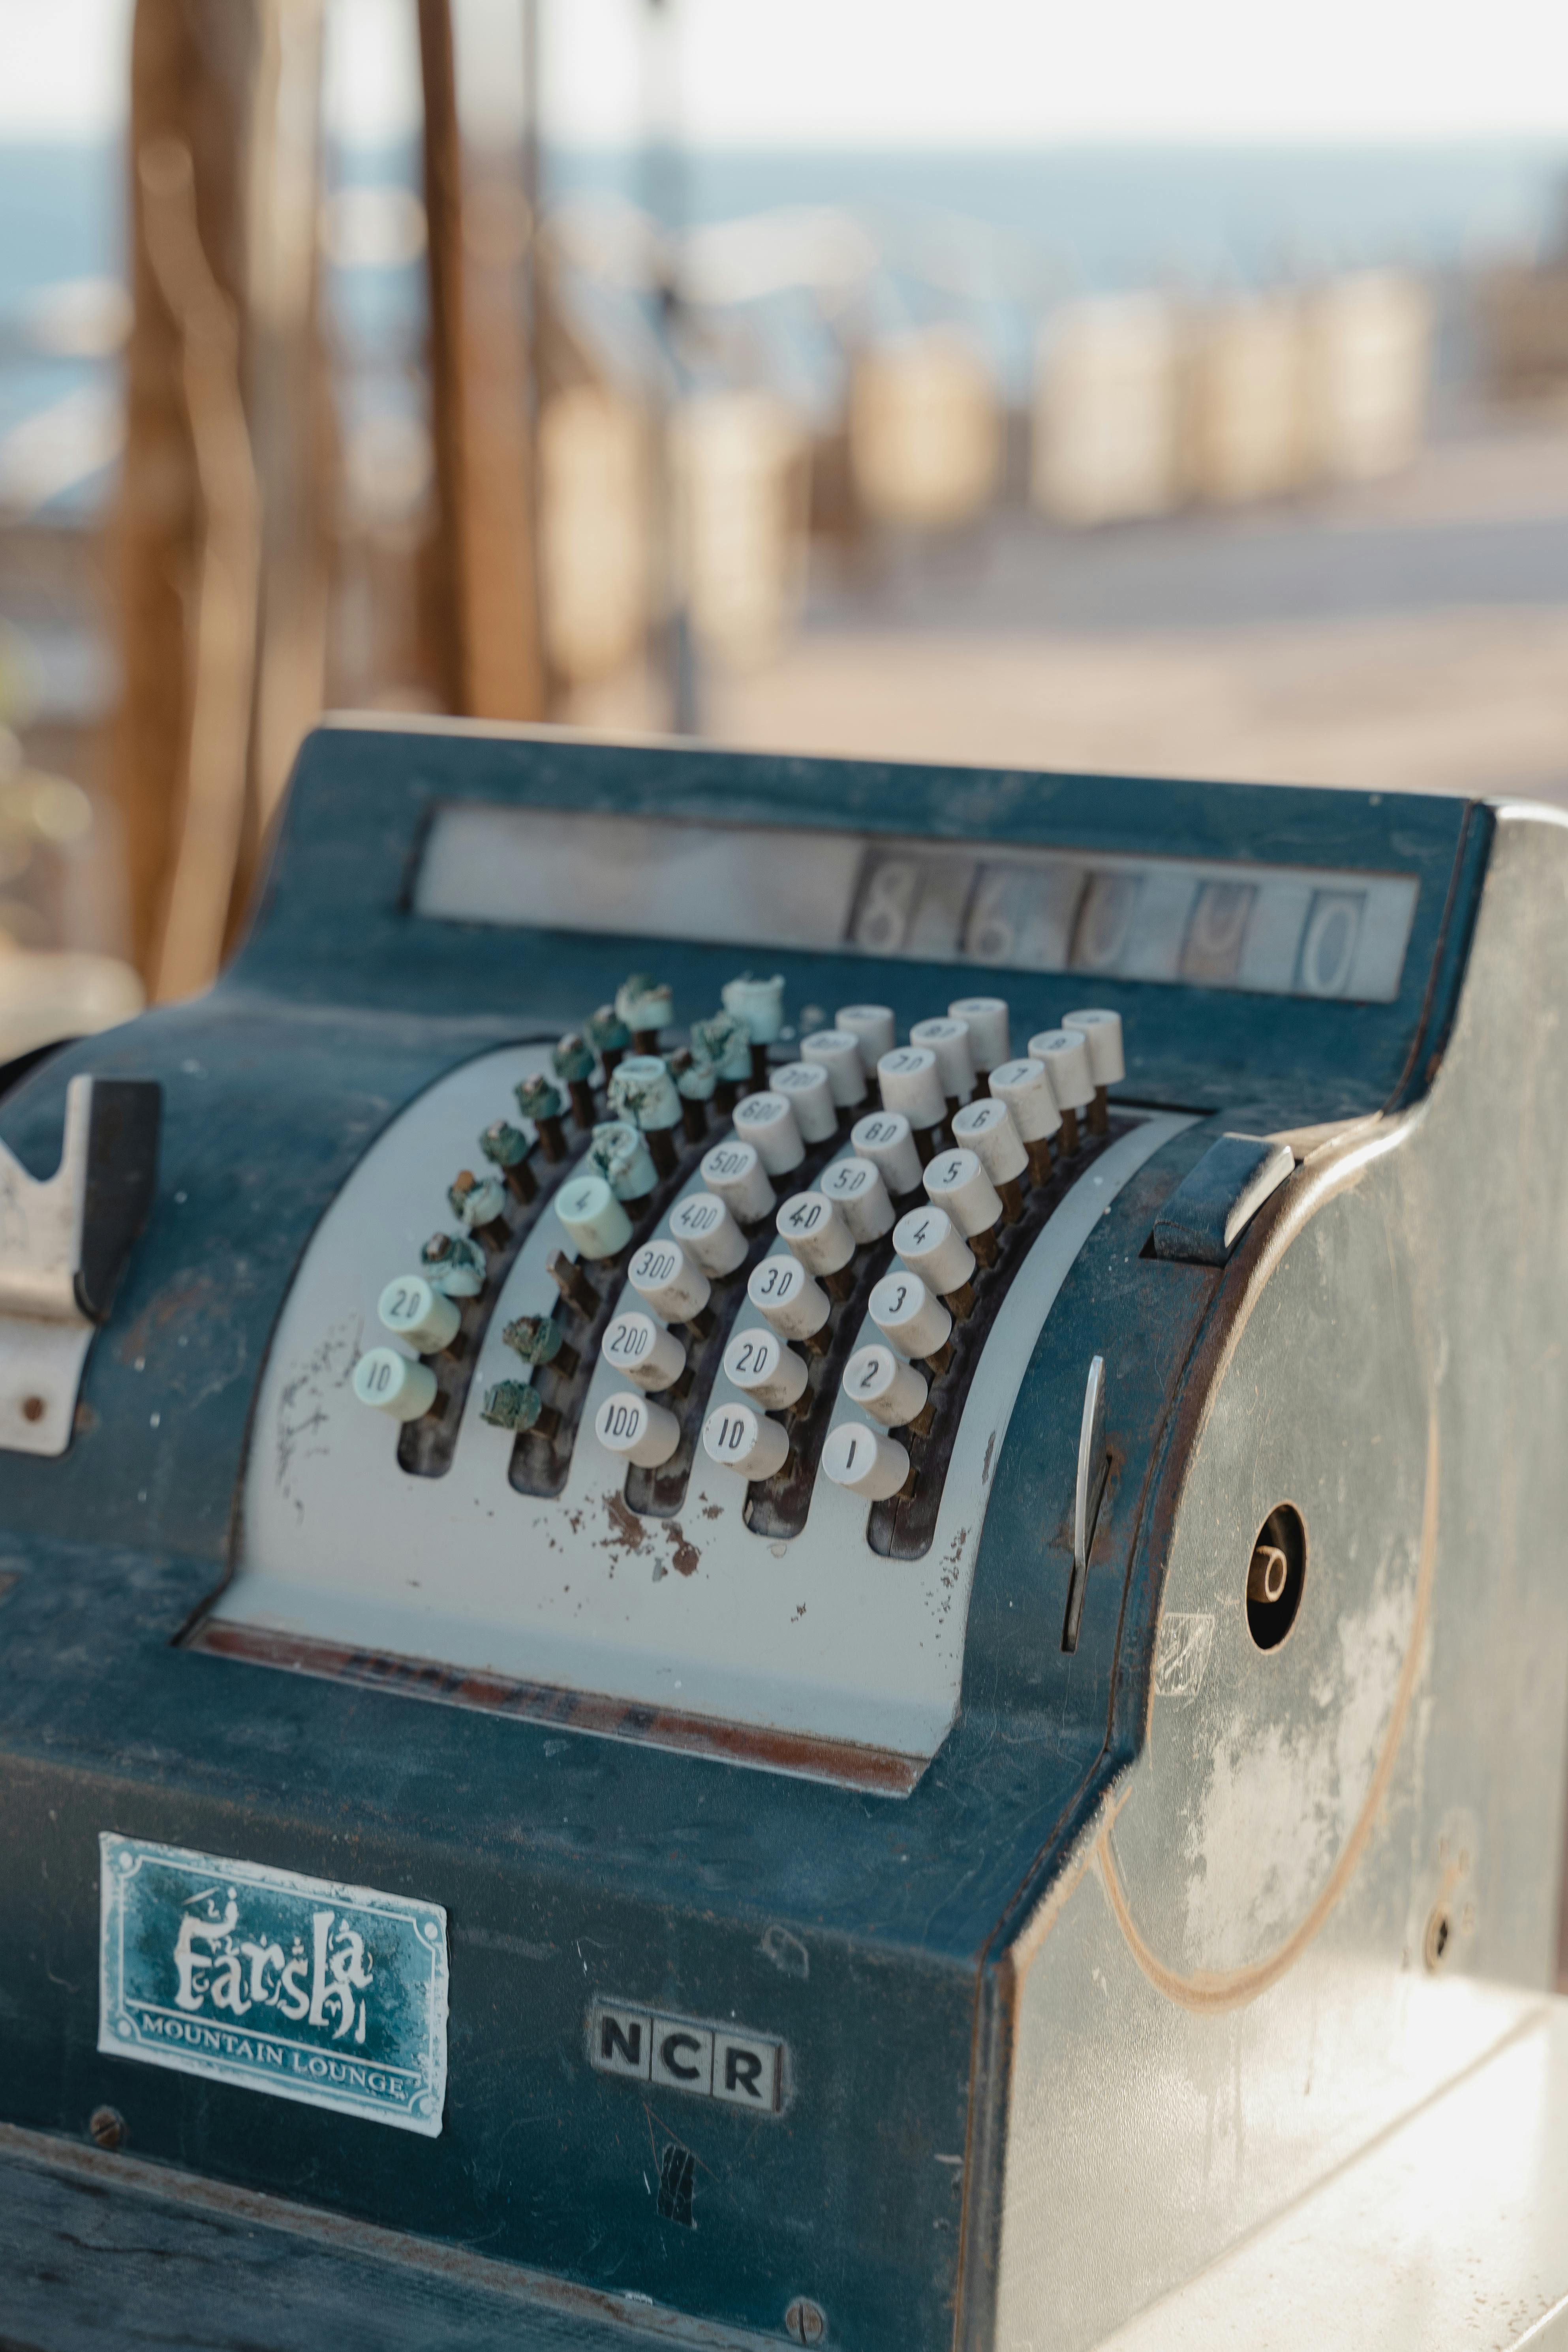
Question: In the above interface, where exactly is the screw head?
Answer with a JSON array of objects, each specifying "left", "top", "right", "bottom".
[
  {"left": 88, "top": 2105, "right": 126, "bottom": 2151},
  {"left": 785, "top": 2298, "right": 826, "bottom": 2345}
]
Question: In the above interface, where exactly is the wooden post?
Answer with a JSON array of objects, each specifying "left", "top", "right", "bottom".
[
  {"left": 113, "top": 0, "right": 259, "bottom": 987},
  {"left": 417, "top": 0, "right": 545, "bottom": 723},
  {"left": 233, "top": 0, "right": 331, "bottom": 934},
  {"left": 417, "top": 0, "right": 468, "bottom": 718},
  {"left": 113, "top": 0, "right": 328, "bottom": 996},
  {"left": 137, "top": 135, "right": 261, "bottom": 1003}
]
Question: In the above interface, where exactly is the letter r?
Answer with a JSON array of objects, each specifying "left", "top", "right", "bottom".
[{"left": 725, "top": 2048, "right": 763, "bottom": 2097}]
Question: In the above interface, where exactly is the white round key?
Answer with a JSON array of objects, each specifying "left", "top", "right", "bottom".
[
  {"left": 842, "top": 1343, "right": 928, "bottom": 1430},
  {"left": 731, "top": 1090, "right": 806, "bottom": 1176},
  {"left": 820, "top": 1154, "right": 895, "bottom": 1242},
  {"left": 695, "top": 1010, "right": 753, "bottom": 1081},
  {"left": 421, "top": 1234, "right": 485, "bottom": 1298},
  {"left": 951, "top": 1098, "right": 1029, "bottom": 1186},
  {"left": 602, "top": 1311, "right": 686, "bottom": 1393},
  {"left": 628, "top": 1237, "right": 711, "bottom": 1323},
  {"left": 353, "top": 1347, "right": 438, "bottom": 1421},
  {"left": 608, "top": 1053, "right": 682, "bottom": 1133},
  {"left": 849, "top": 1110, "right": 923, "bottom": 1199},
  {"left": 616, "top": 976, "right": 673, "bottom": 1036},
  {"left": 948, "top": 995, "right": 1010, "bottom": 1072},
  {"left": 868, "top": 1269, "right": 952, "bottom": 1361},
  {"left": 595, "top": 1389, "right": 681, "bottom": 1468},
  {"left": 721, "top": 972, "right": 785, "bottom": 1044},
  {"left": 893, "top": 1204, "right": 976, "bottom": 1296},
  {"left": 669, "top": 1189, "right": 747, "bottom": 1275},
  {"left": 453, "top": 1172, "right": 508, "bottom": 1229},
  {"left": 747, "top": 1253, "right": 830, "bottom": 1342},
  {"left": 822, "top": 1419, "right": 910, "bottom": 1500},
  {"left": 776, "top": 1190, "right": 854, "bottom": 1276},
  {"left": 923, "top": 1147, "right": 1003, "bottom": 1239},
  {"left": 772, "top": 1061, "right": 838, "bottom": 1143},
  {"left": 989, "top": 1056, "right": 1062, "bottom": 1143},
  {"left": 836, "top": 1003, "right": 896, "bottom": 1064},
  {"left": 702, "top": 1400, "right": 791, "bottom": 1481},
  {"left": 722, "top": 1325, "right": 809, "bottom": 1410},
  {"left": 700, "top": 1139, "right": 776, "bottom": 1225},
  {"left": 1029, "top": 1028, "right": 1094, "bottom": 1112},
  {"left": 377, "top": 1275, "right": 460, "bottom": 1355},
  {"left": 877, "top": 1045, "right": 946, "bottom": 1131},
  {"left": 799, "top": 1030, "right": 868, "bottom": 1108},
  {"left": 677, "top": 1057, "right": 716, "bottom": 1107},
  {"left": 909, "top": 1017, "right": 975, "bottom": 1103},
  {"left": 590, "top": 1121, "right": 657, "bottom": 1201},
  {"left": 1062, "top": 1007, "right": 1126, "bottom": 1086},
  {"left": 555, "top": 1173, "right": 633, "bottom": 1260}
]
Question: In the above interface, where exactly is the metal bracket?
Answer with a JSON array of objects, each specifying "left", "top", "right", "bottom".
[
  {"left": 1061, "top": 1354, "right": 1108, "bottom": 1653},
  {"left": 1151, "top": 1133, "right": 1295, "bottom": 1265},
  {"left": 0, "top": 1075, "right": 161, "bottom": 1457}
]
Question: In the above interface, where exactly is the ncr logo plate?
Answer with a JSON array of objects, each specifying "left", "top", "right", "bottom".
[{"left": 588, "top": 1998, "right": 784, "bottom": 2114}]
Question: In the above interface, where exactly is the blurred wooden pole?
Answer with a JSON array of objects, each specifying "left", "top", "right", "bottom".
[
  {"left": 114, "top": 0, "right": 327, "bottom": 997},
  {"left": 417, "top": 0, "right": 468, "bottom": 716},
  {"left": 234, "top": 0, "right": 330, "bottom": 933},
  {"left": 115, "top": 0, "right": 258, "bottom": 987},
  {"left": 417, "top": 0, "right": 545, "bottom": 721},
  {"left": 139, "top": 137, "right": 261, "bottom": 1002}
]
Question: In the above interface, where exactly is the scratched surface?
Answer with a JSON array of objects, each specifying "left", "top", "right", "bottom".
[{"left": 987, "top": 807, "right": 1568, "bottom": 2352}]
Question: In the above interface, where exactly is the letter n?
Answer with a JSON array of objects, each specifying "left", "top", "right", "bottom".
[
  {"left": 592, "top": 2004, "right": 651, "bottom": 2079},
  {"left": 602, "top": 2015, "right": 640, "bottom": 2067}
]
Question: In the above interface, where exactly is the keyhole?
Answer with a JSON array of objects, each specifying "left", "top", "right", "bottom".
[{"left": 1246, "top": 1503, "right": 1306, "bottom": 1650}]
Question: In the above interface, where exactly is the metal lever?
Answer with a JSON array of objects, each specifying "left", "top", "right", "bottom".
[
  {"left": 0, "top": 1074, "right": 161, "bottom": 1457},
  {"left": 1061, "top": 1354, "right": 1108, "bottom": 1653}
]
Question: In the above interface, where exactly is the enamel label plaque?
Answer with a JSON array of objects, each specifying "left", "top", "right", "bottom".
[{"left": 98, "top": 1834, "right": 449, "bottom": 2135}]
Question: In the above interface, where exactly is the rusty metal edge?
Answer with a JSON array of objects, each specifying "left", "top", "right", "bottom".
[
  {"left": 0, "top": 2117, "right": 782, "bottom": 2349},
  {"left": 187, "top": 1618, "right": 926, "bottom": 1798}
]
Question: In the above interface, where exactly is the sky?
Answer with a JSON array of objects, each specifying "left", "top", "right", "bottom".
[{"left": 4, "top": 0, "right": 1568, "bottom": 147}]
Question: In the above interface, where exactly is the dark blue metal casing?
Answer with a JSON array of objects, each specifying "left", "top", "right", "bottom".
[{"left": 0, "top": 727, "right": 1485, "bottom": 2348}]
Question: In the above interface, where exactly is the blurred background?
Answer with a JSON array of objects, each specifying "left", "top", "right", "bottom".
[{"left": 2, "top": 0, "right": 1568, "bottom": 1046}]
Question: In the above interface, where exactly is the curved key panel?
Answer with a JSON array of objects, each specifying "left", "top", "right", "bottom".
[{"left": 223, "top": 1043, "right": 1188, "bottom": 1772}]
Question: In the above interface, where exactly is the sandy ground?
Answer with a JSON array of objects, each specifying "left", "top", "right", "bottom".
[
  {"left": 700, "top": 607, "right": 1568, "bottom": 803},
  {"left": 569, "top": 412, "right": 1568, "bottom": 803}
]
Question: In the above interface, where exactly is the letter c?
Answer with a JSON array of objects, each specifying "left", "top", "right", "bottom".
[{"left": 659, "top": 2031, "right": 703, "bottom": 2082}]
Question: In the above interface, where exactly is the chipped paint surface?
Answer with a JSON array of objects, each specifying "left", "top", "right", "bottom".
[
  {"left": 602, "top": 1493, "right": 646, "bottom": 1554},
  {"left": 1106, "top": 1173, "right": 1433, "bottom": 1995},
  {"left": 664, "top": 1523, "right": 700, "bottom": 1577},
  {"left": 988, "top": 1057, "right": 1546, "bottom": 2352}
]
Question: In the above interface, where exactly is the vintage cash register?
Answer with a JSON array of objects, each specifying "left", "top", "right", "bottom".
[{"left": 2, "top": 722, "right": 1567, "bottom": 2351}]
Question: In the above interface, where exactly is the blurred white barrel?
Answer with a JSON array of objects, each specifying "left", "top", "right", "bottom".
[
  {"left": 672, "top": 390, "right": 811, "bottom": 669},
  {"left": 1305, "top": 270, "right": 1431, "bottom": 482},
  {"left": 1185, "top": 295, "right": 1311, "bottom": 505},
  {"left": 538, "top": 386, "right": 652, "bottom": 686},
  {"left": 1031, "top": 295, "right": 1185, "bottom": 525},
  {"left": 849, "top": 330, "right": 1000, "bottom": 528}
]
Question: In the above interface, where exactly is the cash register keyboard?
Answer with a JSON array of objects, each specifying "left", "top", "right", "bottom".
[{"left": 220, "top": 1000, "right": 1185, "bottom": 1779}]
